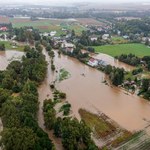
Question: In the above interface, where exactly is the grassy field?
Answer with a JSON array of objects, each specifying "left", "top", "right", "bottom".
[
  {"left": 93, "top": 43, "right": 150, "bottom": 57},
  {"left": 9, "top": 18, "right": 85, "bottom": 35},
  {"left": 79, "top": 109, "right": 116, "bottom": 138},
  {"left": 111, "top": 36, "right": 129, "bottom": 44},
  {"left": 0, "top": 41, "right": 24, "bottom": 51}
]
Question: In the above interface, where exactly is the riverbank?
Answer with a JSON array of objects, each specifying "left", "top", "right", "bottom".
[{"left": 39, "top": 49, "right": 150, "bottom": 131}]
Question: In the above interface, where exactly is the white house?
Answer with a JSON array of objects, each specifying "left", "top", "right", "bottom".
[
  {"left": 41, "top": 32, "right": 49, "bottom": 37},
  {"left": 102, "top": 34, "right": 109, "bottom": 40},
  {"left": 123, "top": 35, "right": 129, "bottom": 39},
  {"left": 142, "top": 37, "right": 150, "bottom": 42},
  {"left": 90, "top": 37, "right": 98, "bottom": 41},
  {"left": 61, "top": 42, "right": 75, "bottom": 53},
  {"left": 88, "top": 58, "right": 98, "bottom": 67},
  {"left": 50, "top": 31, "right": 57, "bottom": 37}
]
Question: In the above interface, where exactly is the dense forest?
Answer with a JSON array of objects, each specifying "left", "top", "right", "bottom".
[
  {"left": 0, "top": 45, "right": 54, "bottom": 150},
  {"left": 11, "top": 28, "right": 41, "bottom": 44},
  {"left": 115, "top": 18, "right": 150, "bottom": 36},
  {"left": 116, "top": 54, "right": 150, "bottom": 71},
  {"left": 116, "top": 54, "right": 141, "bottom": 66},
  {"left": 43, "top": 98, "right": 98, "bottom": 150}
]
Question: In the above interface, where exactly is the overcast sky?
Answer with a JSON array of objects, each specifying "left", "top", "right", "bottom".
[{"left": 0, "top": 0, "right": 149, "bottom": 5}]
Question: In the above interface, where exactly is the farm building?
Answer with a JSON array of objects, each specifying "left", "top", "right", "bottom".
[
  {"left": 88, "top": 58, "right": 99, "bottom": 67},
  {"left": 90, "top": 37, "right": 98, "bottom": 41},
  {"left": 102, "top": 34, "right": 109, "bottom": 40},
  {"left": 0, "top": 27, "right": 8, "bottom": 31},
  {"left": 50, "top": 31, "right": 57, "bottom": 37},
  {"left": 98, "top": 60, "right": 108, "bottom": 67},
  {"left": 61, "top": 42, "right": 75, "bottom": 53}
]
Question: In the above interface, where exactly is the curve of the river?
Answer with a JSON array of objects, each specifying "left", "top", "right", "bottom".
[
  {"left": 38, "top": 49, "right": 150, "bottom": 132},
  {"left": 1, "top": 50, "right": 150, "bottom": 149}
]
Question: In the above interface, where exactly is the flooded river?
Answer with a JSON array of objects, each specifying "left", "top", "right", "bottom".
[
  {"left": 38, "top": 49, "right": 150, "bottom": 132},
  {"left": 1, "top": 50, "right": 150, "bottom": 149}
]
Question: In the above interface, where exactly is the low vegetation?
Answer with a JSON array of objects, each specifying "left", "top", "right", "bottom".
[
  {"left": 59, "top": 103, "right": 71, "bottom": 116},
  {"left": 10, "top": 18, "right": 85, "bottom": 35},
  {"left": 94, "top": 43, "right": 150, "bottom": 57},
  {"left": 111, "top": 36, "right": 128, "bottom": 44},
  {"left": 116, "top": 53, "right": 141, "bottom": 66},
  {"left": 53, "top": 89, "right": 66, "bottom": 101},
  {"left": 59, "top": 68, "right": 70, "bottom": 81},
  {"left": 79, "top": 109, "right": 116, "bottom": 138},
  {"left": 0, "top": 41, "right": 24, "bottom": 51},
  {"left": 111, "top": 131, "right": 132, "bottom": 148},
  {"left": 0, "top": 43, "right": 5, "bottom": 51},
  {"left": 43, "top": 92, "right": 98, "bottom": 150}
]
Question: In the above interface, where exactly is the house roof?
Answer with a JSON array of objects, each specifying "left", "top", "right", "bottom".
[
  {"left": 0, "top": 27, "right": 8, "bottom": 31},
  {"left": 63, "top": 42, "right": 74, "bottom": 48},
  {"left": 89, "top": 58, "right": 97, "bottom": 63}
]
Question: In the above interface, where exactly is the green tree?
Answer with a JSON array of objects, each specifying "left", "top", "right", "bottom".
[
  {"left": 0, "top": 88, "right": 11, "bottom": 107},
  {"left": 0, "top": 43, "right": 5, "bottom": 51},
  {"left": 145, "top": 38, "right": 149, "bottom": 46},
  {"left": 44, "top": 109, "right": 56, "bottom": 130},
  {"left": 1, "top": 127, "right": 38, "bottom": 150},
  {"left": 46, "top": 44, "right": 52, "bottom": 52}
]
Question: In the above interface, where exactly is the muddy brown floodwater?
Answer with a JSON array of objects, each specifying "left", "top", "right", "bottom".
[
  {"left": 38, "top": 49, "right": 150, "bottom": 149},
  {"left": 0, "top": 50, "right": 24, "bottom": 70},
  {"left": 38, "top": 49, "right": 150, "bottom": 131},
  {"left": 1, "top": 50, "right": 150, "bottom": 149}
]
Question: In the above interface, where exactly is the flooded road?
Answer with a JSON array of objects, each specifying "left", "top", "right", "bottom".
[
  {"left": 38, "top": 49, "right": 150, "bottom": 132},
  {"left": 0, "top": 50, "right": 24, "bottom": 70},
  {"left": 91, "top": 53, "right": 134, "bottom": 71}
]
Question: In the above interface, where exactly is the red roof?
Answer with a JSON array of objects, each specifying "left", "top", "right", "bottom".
[
  {"left": 0, "top": 27, "right": 8, "bottom": 31},
  {"left": 89, "top": 58, "right": 96, "bottom": 63}
]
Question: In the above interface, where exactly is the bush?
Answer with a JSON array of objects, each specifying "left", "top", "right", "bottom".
[
  {"left": 59, "top": 92, "right": 66, "bottom": 99},
  {"left": 51, "top": 64, "right": 55, "bottom": 71}
]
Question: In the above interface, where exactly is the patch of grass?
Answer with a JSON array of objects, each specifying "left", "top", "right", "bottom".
[
  {"left": 59, "top": 68, "right": 70, "bottom": 81},
  {"left": 111, "top": 131, "right": 132, "bottom": 148},
  {"left": 10, "top": 18, "right": 85, "bottom": 35},
  {"left": 125, "top": 71, "right": 136, "bottom": 80},
  {"left": 53, "top": 89, "right": 66, "bottom": 101},
  {"left": 0, "top": 41, "right": 24, "bottom": 51},
  {"left": 93, "top": 43, "right": 150, "bottom": 57},
  {"left": 111, "top": 36, "right": 128, "bottom": 44},
  {"left": 115, "top": 131, "right": 150, "bottom": 150},
  {"left": 79, "top": 109, "right": 116, "bottom": 138}
]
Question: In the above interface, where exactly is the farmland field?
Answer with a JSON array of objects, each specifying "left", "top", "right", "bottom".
[
  {"left": 0, "top": 16, "right": 10, "bottom": 24},
  {"left": 76, "top": 18, "right": 107, "bottom": 26},
  {"left": 111, "top": 36, "right": 129, "bottom": 44},
  {"left": 93, "top": 43, "right": 150, "bottom": 57},
  {"left": 9, "top": 18, "right": 86, "bottom": 35}
]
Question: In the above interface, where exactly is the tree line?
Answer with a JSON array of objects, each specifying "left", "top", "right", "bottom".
[
  {"left": 43, "top": 99, "right": 98, "bottom": 150},
  {"left": 0, "top": 45, "right": 54, "bottom": 150},
  {"left": 116, "top": 54, "right": 150, "bottom": 71}
]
